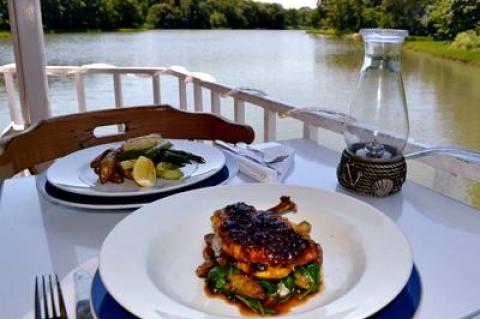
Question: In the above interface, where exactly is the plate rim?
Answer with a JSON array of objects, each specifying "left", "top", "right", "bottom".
[
  {"left": 46, "top": 140, "right": 226, "bottom": 197},
  {"left": 37, "top": 151, "right": 238, "bottom": 210},
  {"left": 99, "top": 184, "right": 413, "bottom": 319}
]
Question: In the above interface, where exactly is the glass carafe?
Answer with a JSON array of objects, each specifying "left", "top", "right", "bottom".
[{"left": 344, "top": 29, "right": 409, "bottom": 160}]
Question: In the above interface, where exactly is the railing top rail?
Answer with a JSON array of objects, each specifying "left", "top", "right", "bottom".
[{"left": 0, "top": 64, "right": 170, "bottom": 75}]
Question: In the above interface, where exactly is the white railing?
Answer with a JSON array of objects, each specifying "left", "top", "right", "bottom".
[{"left": 1, "top": 63, "right": 480, "bottom": 200}]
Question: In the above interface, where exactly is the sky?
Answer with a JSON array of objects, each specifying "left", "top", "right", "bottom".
[{"left": 255, "top": 0, "right": 317, "bottom": 9}]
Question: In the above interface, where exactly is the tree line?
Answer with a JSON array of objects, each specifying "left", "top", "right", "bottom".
[
  {"left": 0, "top": 0, "right": 317, "bottom": 31},
  {"left": 315, "top": 0, "right": 479, "bottom": 40},
  {"left": 0, "top": 0, "right": 478, "bottom": 40}
]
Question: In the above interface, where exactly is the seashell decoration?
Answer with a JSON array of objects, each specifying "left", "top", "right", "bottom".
[{"left": 372, "top": 179, "right": 394, "bottom": 197}]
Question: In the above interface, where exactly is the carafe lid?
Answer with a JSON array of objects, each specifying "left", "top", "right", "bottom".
[{"left": 360, "top": 29, "right": 408, "bottom": 43}]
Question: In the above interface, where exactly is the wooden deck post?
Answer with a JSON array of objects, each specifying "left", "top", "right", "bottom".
[{"left": 7, "top": 0, "right": 50, "bottom": 125}]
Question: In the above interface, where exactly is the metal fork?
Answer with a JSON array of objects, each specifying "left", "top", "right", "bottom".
[{"left": 35, "top": 274, "right": 68, "bottom": 319}]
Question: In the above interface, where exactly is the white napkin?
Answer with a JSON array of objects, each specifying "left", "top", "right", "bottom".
[{"left": 217, "top": 142, "right": 294, "bottom": 183}]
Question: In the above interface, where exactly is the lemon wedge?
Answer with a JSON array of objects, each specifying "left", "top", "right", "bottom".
[{"left": 132, "top": 156, "right": 156, "bottom": 187}]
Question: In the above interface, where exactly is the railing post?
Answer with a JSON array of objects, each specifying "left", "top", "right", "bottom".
[
  {"left": 3, "top": 71, "right": 22, "bottom": 125},
  {"left": 152, "top": 74, "right": 161, "bottom": 104},
  {"left": 303, "top": 124, "right": 318, "bottom": 142},
  {"left": 113, "top": 73, "right": 123, "bottom": 108},
  {"left": 178, "top": 76, "right": 187, "bottom": 110},
  {"left": 75, "top": 72, "right": 86, "bottom": 112},
  {"left": 211, "top": 91, "right": 221, "bottom": 115},
  {"left": 264, "top": 109, "right": 276, "bottom": 142},
  {"left": 193, "top": 83, "right": 203, "bottom": 112},
  {"left": 234, "top": 98, "right": 245, "bottom": 124}
]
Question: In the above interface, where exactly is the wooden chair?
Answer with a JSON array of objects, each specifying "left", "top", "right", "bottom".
[{"left": 0, "top": 105, "right": 255, "bottom": 180}]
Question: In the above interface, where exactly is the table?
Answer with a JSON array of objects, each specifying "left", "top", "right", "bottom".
[{"left": 1, "top": 139, "right": 480, "bottom": 319}]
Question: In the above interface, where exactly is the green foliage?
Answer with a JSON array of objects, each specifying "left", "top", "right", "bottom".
[
  {"left": 209, "top": 11, "right": 227, "bottom": 28},
  {"left": 146, "top": 3, "right": 183, "bottom": 28},
  {"left": 379, "top": 0, "right": 432, "bottom": 34},
  {"left": 315, "top": 0, "right": 479, "bottom": 44},
  {"left": 451, "top": 30, "right": 480, "bottom": 50},
  {"left": 424, "top": 0, "right": 480, "bottom": 40},
  {"left": 3, "top": 0, "right": 477, "bottom": 41},
  {"left": 317, "top": 0, "right": 432, "bottom": 34},
  {"left": 0, "top": 0, "right": 319, "bottom": 31},
  {"left": 109, "top": 0, "right": 145, "bottom": 28},
  {"left": 0, "top": 0, "right": 8, "bottom": 30}
]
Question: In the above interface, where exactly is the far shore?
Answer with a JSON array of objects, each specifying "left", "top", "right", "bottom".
[
  {"left": 1, "top": 28, "right": 479, "bottom": 66},
  {"left": 307, "top": 29, "right": 480, "bottom": 67}
]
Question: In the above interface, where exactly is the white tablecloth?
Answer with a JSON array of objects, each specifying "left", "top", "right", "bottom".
[{"left": 1, "top": 139, "right": 480, "bottom": 319}]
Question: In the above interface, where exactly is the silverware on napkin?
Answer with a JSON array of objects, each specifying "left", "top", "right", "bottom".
[
  {"left": 213, "top": 141, "right": 285, "bottom": 172},
  {"left": 214, "top": 141, "right": 294, "bottom": 183},
  {"left": 74, "top": 270, "right": 94, "bottom": 319}
]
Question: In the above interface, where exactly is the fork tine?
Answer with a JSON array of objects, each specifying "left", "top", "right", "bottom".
[
  {"left": 34, "top": 277, "right": 42, "bottom": 319},
  {"left": 55, "top": 274, "right": 68, "bottom": 319},
  {"left": 48, "top": 275, "right": 58, "bottom": 318},
  {"left": 41, "top": 276, "right": 50, "bottom": 319}
]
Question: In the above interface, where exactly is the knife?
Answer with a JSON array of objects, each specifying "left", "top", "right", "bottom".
[
  {"left": 214, "top": 141, "right": 282, "bottom": 174},
  {"left": 214, "top": 141, "right": 266, "bottom": 164},
  {"left": 74, "top": 270, "right": 94, "bottom": 319}
]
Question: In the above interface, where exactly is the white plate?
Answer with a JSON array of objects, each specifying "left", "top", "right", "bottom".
[
  {"left": 46, "top": 140, "right": 226, "bottom": 197},
  {"left": 37, "top": 151, "right": 239, "bottom": 210},
  {"left": 99, "top": 184, "right": 412, "bottom": 319}
]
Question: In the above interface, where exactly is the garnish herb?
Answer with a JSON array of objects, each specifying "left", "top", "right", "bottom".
[
  {"left": 207, "top": 266, "right": 228, "bottom": 290},
  {"left": 279, "top": 273, "right": 296, "bottom": 302},
  {"left": 205, "top": 263, "right": 321, "bottom": 315},
  {"left": 236, "top": 295, "right": 276, "bottom": 316},
  {"left": 294, "top": 262, "right": 321, "bottom": 298},
  {"left": 307, "top": 262, "right": 321, "bottom": 293},
  {"left": 258, "top": 280, "right": 278, "bottom": 296}
]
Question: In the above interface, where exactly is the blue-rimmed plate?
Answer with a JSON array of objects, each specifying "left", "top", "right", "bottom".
[
  {"left": 99, "top": 185, "right": 413, "bottom": 319},
  {"left": 47, "top": 140, "right": 226, "bottom": 197},
  {"left": 37, "top": 151, "right": 238, "bottom": 210},
  {"left": 90, "top": 266, "right": 421, "bottom": 319}
]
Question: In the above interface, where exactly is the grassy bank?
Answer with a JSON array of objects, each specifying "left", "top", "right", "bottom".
[
  {"left": 0, "top": 28, "right": 149, "bottom": 38},
  {"left": 307, "top": 29, "right": 337, "bottom": 36},
  {"left": 308, "top": 29, "right": 480, "bottom": 66},
  {"left": 404, "top": 40, "right": 480, "bottom": 66},
  {"left": 307, "top": 28, "right": 361, "bottom": 40},
  {"left": 44, "top": 27, "right": 150, "bottom": 34},
  {"left": 0, "top": 31, "right": 10, "bottom": 39}
]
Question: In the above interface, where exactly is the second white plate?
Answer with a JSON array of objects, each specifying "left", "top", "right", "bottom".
[{"left": 46, "top": 140, "right": 226, "bottom": 197}]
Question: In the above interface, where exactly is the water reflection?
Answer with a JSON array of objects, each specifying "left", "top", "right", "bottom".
[
  {"left": 403, "top": 50, "right": 480, "bottom": 150},
  {"left": 315, "top": 36, "right": 480, "bottom": 151},
  {"left": 1, "top": 31, "right": 478, "bottom": 152}
]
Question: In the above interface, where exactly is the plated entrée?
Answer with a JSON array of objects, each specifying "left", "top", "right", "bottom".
[
  {"left": 90, "top": 134, "right": 205, "bottom": 187},
  {"left": 196, "top": 196, "right": 323, "bottom": 316}
]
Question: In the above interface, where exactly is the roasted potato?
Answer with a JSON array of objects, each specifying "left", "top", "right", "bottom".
[
  {"left": 227, "top": 273, "right": 266, "bottom": 300},
  {"left": 99, "top": 150, "right": 120, "bottom": 184}
]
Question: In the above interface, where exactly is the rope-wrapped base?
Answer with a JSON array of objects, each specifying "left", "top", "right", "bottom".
[{"left": 337, "top": 149, "right": 407, "bottom": 197}]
